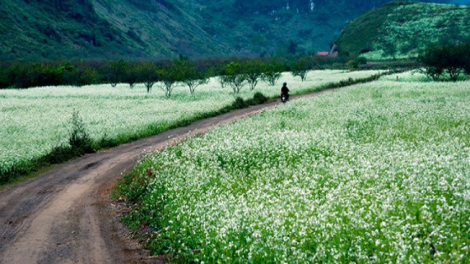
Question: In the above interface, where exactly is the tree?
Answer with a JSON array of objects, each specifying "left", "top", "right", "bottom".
[
  {"left": 122, "top": 62, "right": 140, "bottom": 89},
  {"left": 457, "top": 43, "right": 470, "bottom": 75},
  {"left": 158, "top": 60, "right": 183, "bottom": 98},
  {"left": 291, "top": 57, "right": 310, "bottom": 81},
  {"left": 106, "top": 60, "right": 126, "bottom": 87},
  {"left": 243, "top": 60, "right": 265, "bottom": 90},
  {"left": 419, "top": 46, "right": 446, "bottom": 81},
  {"left": 224, "top": 62, "right": 248, "bottom": 94},
  {"left": 179, "top": 60, "right": 209, "bottom": 95},
  {"left": 419, "top": 43, "right": 469, "bottom": 82},
  {"left": 261, "top": 62, "right": 283, "bottom": 86},
  {"left": 137, "top": 62, "right": 159, "bottom": 93}
]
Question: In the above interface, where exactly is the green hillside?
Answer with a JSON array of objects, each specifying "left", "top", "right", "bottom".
[
  {"left": 0, "top": 0, "right": 348, "bottom": 61},
  {"left": 1, "top": 0, "right": 468, "bottom": 61},
  {"left": 0, "top": 0, "right": 231, "bottom": 61},
  {"left": 336, "top": 1, "right": 470, "bottom": 60}
]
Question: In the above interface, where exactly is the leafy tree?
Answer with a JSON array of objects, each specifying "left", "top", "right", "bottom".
[
  {"left": 243, "top": 60, "right": 265, "bottom": 90},
  {"left": 217, "top": 75, "right": 229, "bottom": 88},
  {"left": 419, "top": 43, "right": 469, "bottom": 81},
  {"left": 464, "top": 53, "right": 470, "bottom": 75},
  {"left": 224, "top": 62, "right": 248, "bottom": 94},
  {"left": 261, "top": 62, "right": 283, "bottom": 86},
  {"left": 179, "top": 60, "right": 209, "bottom": 95},
  {"left": 159, "top": 60, "right": 183, "bottom": 98},
  {"left": 106, "top": 60, "right": 127, "bottom": 87},
  {"left": 123, "top": 62, "right": 139, "bottom": 89},
  {"left": 291, "top": 57, "right": 311, "bottom": 81},
  {"left": 419, "top": 45, "right": 446, "bottom": 80},
  {"left": 207, "top": 65, "right": 229, "bottom": 88},
  {"left": 137, "top": 62, "right": 159, "bottom": 93}
]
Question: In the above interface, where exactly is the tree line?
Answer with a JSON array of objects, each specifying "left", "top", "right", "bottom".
[{"left": 0, "top": 55, "right": 352, "bottom": 95}]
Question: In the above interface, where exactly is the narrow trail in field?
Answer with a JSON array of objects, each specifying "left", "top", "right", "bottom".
[{"left": 0, "top": 91, "right": 330, "bottom": 264}]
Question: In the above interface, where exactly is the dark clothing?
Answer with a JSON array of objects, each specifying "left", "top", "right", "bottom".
[{"left": 281, "top": 84, "right": 289, "bottom": 99}]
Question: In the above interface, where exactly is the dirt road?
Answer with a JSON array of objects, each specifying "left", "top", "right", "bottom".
[{"left": 0, "top": 90, "right": 332, "bottom": 263}]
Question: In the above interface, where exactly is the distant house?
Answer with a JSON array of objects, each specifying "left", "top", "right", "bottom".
[
  {"left": 328, "top": 43, "right": 339, "bottom": 57},
  {"left": 316, "top": 43, "right": 339, "bottom": 57}
]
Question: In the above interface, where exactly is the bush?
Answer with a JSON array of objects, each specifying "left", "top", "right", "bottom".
[
  {"left": 251, "top": 92, "right": 268, "bottom": 105},
  {"left": 69, "top": 111, "right": 94, "bottom": 156},
  {"left": 232, "top": 97, "right": 246, "bottom": 109}
]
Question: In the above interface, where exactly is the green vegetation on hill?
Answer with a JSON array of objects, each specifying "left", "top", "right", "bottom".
[
  {"left": 0, "top": 0, "right": 231, "bottom": 61},
  {"left": 336, "top": 1, "right": 470, "bottom": 60},
  {"left": 0, "top": 0, "right": 468, "bottom": 61}
]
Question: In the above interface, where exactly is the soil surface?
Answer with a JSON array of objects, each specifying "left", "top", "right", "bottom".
[{"left": 0, "top": 92, "right": 324, "bottom": 264}]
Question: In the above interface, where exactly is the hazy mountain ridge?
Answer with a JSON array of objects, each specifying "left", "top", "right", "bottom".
[{"left": 1, "top": 0, "right": 469, "bottom": 61}]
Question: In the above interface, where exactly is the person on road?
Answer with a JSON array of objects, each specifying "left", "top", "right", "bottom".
[{"left": 281, "top": 82, "right": 290, "bottom": 101}]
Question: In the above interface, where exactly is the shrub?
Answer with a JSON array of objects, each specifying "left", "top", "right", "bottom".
[
  {"left": 69, "top": 111, "right": 94, "bottom": 156},
  {"left": 232, "top": 97, "right": 246, "bottom": 109}
]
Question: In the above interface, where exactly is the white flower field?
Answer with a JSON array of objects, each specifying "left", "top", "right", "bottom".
[
  {"left": 0, "top": 70, "right": 380, "bottom": 178},
  {"left": 2, "top": 69, "right": 469, "bottom": 263},
  {"left": 119, "top": 73, "right": 470, "bottom": 263}
]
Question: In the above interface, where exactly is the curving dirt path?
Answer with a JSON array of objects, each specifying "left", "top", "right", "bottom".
[{"left": 0, "top": 92, "right": 326, "bottom": 264}]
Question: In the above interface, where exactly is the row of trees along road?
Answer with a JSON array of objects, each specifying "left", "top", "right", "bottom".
[
  {"left": 107, "top": 57, "right": 321, "bottom": 97},
  {"left": 419, "top": 43, "right": 470, "bottom": 81},
  {"left": 0, "top": 56, "right": 336, "bottom": 95}
]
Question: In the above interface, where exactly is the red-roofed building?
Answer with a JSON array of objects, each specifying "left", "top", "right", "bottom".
[{"left": 316, "top": 51, "right": 329, "bottom": 56}]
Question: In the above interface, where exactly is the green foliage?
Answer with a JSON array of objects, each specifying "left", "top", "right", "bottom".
[
  {"left": 159, "top": 60, "right": 185, "bottom": 98},
  {"left": 419, "top": 43, "right": 470, "bottom": 81},
  {"left": 223, "top": 62, "right": 248, "bottom": 94},
  {"left": 232, "top": 97, "right": 247, "bottom": 109},
  {"left": 69, "top": 111, "right": 94, "bottom": 155},
  {"left": 248, "top": 92, "right": 268, "bottom": 105},
  {"left": 178, "top": 60, "right": 209, "bottom": 95},
  {"left": 106, "top": 61, "right": 127, "bottom": 87},
  {"left": 123, "top": 63, "right": 140, "bottom": 89},
  {"left": 137, "top": 62, "right": 159, "bottom": 93},
  {"left": 291, "top": 57, "right": 313, "bottom": 81},
  {"left": 261, "top": 62, "right": 283, "bottom": 86},
  {"left": 336, "top": 2, "right": 470, "bottom": 60},
  {"left": 243, "top": 60, "right": 265, "bottom": 90}
]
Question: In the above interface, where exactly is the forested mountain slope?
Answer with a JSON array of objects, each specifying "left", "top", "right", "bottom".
[
  {"left": 335, "top": 1, "right": 470, "bottom": 59},
  {"left": 0, "top": 0, "right": 468, "bottom": 61},
  {"left": 0, "top": 0, "right": 231, "bottom": 61}
]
